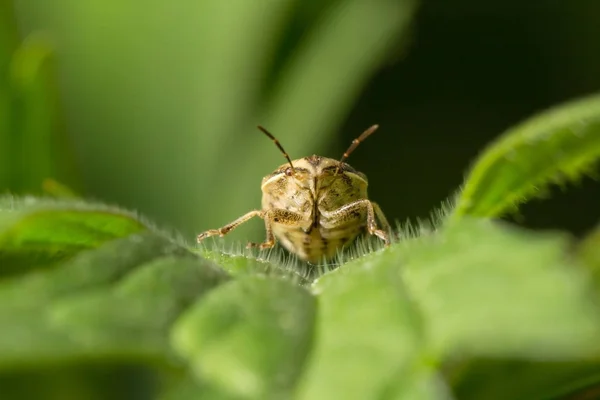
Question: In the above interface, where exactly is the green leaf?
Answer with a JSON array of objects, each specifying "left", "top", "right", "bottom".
[
  {"left": 578, "top": 222, "right": 600, "bottom": 272},
  {"left": 294, "top": 259, "right": 447, "bottom": 400},
  {"left": 0, "top": 0, "right": 19, "bottom": 190},
  {"left": 2, "top": 194, "right": 599, "bottom": 399},
  {"left": 0, "top": 196, "right": 229, "bottom": 399},
  {"left": 187, "top": 0, "right": 296, "bottom": 176},
  {"left": 199, "top": 248, "right": 313, "bottom": 285},
  {"left": 171, "top": 276, "right": 316, "bottom": 399},
  {"left": 9, "top": 33, "right": 77, "bottom": 193},
  {"left": 259, "top": 0, "right": 418, "bottom": 156},
  {"left": 0, "top": 232, "right": 190, "bottom": 310},
  {"left": 0, "top": 249, "right": 228, "bottom": 370},
  {"left": 294, "top": 219, "right": 600, "bottom": 400},
  {"left": 453, "top": 93, "right": 600, "bottom": 218},
  {"left": 42, "top": 178, "right": 80, "bottom": 198},
  {"left": 397, "top": 219, "right": 600, "bottom": 359},
  {"left": 49, "top": 256, "right": 228, "bottom": 360},
  {"left": 0, "top": 196, "right": 147, "bottom": 275},
  {"left": 575, "top": 222, "right": 600, "bottom": 303},
  {"left": 159, "top": 375, "right": 241, "bottom": 400},
  {"left": 0, "top": 365, "right": 159, "bottom": 400}
]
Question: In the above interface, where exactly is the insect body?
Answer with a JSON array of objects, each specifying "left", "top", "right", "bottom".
[{"left": 197, "top": 125, "right": 391, "bottom": 264}]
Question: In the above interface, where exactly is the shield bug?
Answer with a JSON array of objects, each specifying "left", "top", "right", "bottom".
[{"left": 197, "top": 124, "right": 391, "bottom": 263}]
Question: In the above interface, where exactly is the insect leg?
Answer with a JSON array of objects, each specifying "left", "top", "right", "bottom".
[
  {"left": 322, "top": 200, "right": 390, "bottom": 245},
  {"left": 197, "top": 210, "right": 264, "bottom": 242},
  {"left": 372, "top": 202, "right": 392, "bottom": 236},
  {"left": 247, "top": 208, "right": 305, "bottom": 250},
  {"left": 247, "top": 215, "right": 276, "bottom": 250},
  {"left": 362, "top": 200, "right": 390, "bottom": 245}
]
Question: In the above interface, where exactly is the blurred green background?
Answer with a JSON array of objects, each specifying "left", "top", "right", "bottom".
[{"left": 2, "top": 0, "right": 600, "bottom": 246}]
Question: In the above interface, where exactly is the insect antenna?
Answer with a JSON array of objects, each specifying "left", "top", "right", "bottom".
[
  {"left": 257, "top": 125, "right": 295, "bottom": 173},
  {"left": 335, "top": 124, "right": 379, "bottom": 174}
]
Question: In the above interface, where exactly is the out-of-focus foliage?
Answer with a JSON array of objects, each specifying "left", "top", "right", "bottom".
[
  {"left": 452, "top": 93, "right": 600, "bottom": 218},
  {"left": 1, "top": 88, "right": 600, "bottom": 398},
  {"left": 3, "top": 0, "right": 600, "bottom": 399},
  {"left": 4, "top": 0, "right": 417, "bottom": 242},
  {"left": 1, "top": 3, "right": 74, "bottom": 194},
  {"left": 1, "top": 197, "right": 600, "bottom": 399}
]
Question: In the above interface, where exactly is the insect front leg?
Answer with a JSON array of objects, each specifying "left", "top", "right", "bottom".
[
  {"left": 246, "top": 208, "right": 305, "bottom": 250},
  {"left": 323, "top": 199, "right": 391, "bottom": 245},
  {"left": 372, "top": 202, "right": 392, "bottom": 238},
  {"left": 197, "top": 210, "right": 264, "bottom": 242}
]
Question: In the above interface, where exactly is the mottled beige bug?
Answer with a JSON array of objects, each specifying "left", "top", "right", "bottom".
[{"left": 197, "top": 124, "right": 391, "bottom": 263}]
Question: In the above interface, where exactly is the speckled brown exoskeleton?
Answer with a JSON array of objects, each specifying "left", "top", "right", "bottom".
[{"left": 196, "top": 124, "right": 391, "bottom": 263}]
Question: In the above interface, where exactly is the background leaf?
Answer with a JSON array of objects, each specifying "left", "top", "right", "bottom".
[
  {"left": 452, "top": 93, "right": 600, "bottom": 218},
  {"left": 211, "top": 0, "right": 419, "bottom": 237},
  {"left": 0, "top": 0, "right": 18, "bottom": 189},
  {"left": 578, "top": 221, "right": 600, "bottom": 272},
  {"left": 11, "top": 0, "right": 419, "bottom": 240},
  {"left": 0, "top": 196, "right": 147, "bottom": 275},
  {"left": 450, "top": 359, "right": 600, "bottom": 400},
  {"left": 0, "top": 22, "right": 78, "bottom": 195}
]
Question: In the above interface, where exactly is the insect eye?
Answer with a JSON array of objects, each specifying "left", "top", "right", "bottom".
[{"left": 285, "top": 167, "right": 293, "bottom": 176}]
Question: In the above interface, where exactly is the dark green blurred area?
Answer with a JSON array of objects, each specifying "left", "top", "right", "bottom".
[
  {"left": 2, "top": 0, "right": 600, "bottom": 247},
  {"left": 342, "top": 0, "right": 600, "bottom": 235}
]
